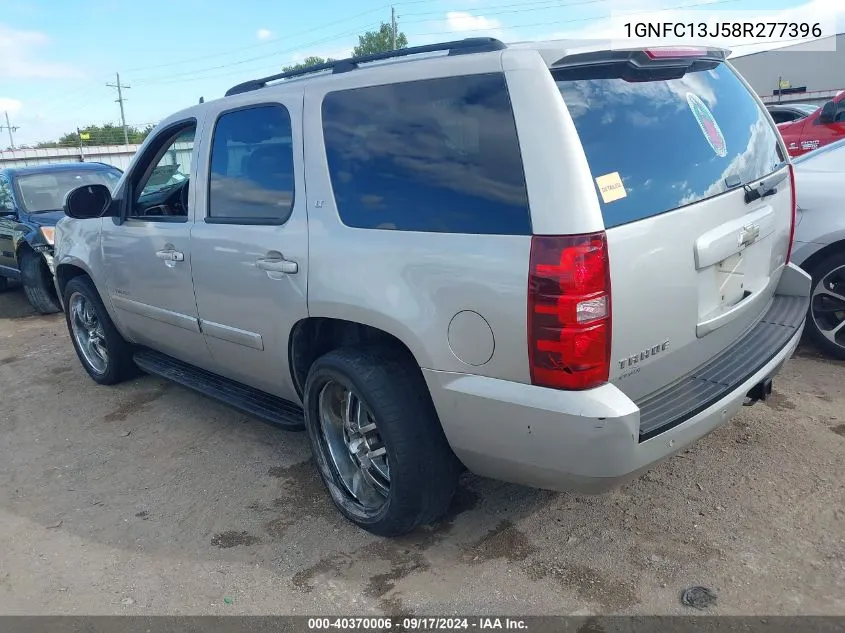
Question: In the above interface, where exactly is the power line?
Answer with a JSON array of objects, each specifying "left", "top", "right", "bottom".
[
  {"left": 132, "top": 0, "right": 740, "bottom": 87},
  {"left": 406, "top": 0, "right": 743, "bottom": 36},
  {"left": 106, "top": 73, "right": 131, "bottom": 146},
  {"left": 400, "top": 0, "right": 596, "bottom": 18},
  {"left": 131, "top": 23, "right": 381, "bottom": 86},
  {"left": 123, "top": 5, "right": 392, "bottom": 75}
]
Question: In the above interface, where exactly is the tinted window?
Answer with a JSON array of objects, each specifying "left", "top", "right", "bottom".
[
  {"left": 322, "top": 73, "right": 530, "bottom": 235},
  {"left": 16, "top": 169, "right": 122, "bottom": 213},
  {"left": 208, "top": 105, "right": 294, "bottom": 223},
  {"left": 770, "top": 111, "right": 792, "bottom": 124},
  {"left": 0, "top": 177, "right": 13, "bottom": 210},
  {"left": 556, "top": 62, "right": 785, "bottom": 228}
]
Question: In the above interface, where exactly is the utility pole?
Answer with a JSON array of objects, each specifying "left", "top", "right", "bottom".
[
  {"left": 391, "top": 6, "right": 397, "bottom": 50},
  {"left": 76, "top": 127, "right": 85, "bottom": 162},
  {"left": 106, "top": 72, "right": 131, "bottom": 146},
  {"left": 1, "top": 111, "right": 18, "bottom": 150}
]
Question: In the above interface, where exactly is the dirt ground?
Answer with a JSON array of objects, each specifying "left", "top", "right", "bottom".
[{"left": 0, "top": 285, "right": 843, "bottom": 616}]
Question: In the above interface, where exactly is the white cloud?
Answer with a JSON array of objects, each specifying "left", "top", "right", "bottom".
[
  {"left": 0, "top": 24, "right": 82, "bottom": 79},
  {"left": 256, "top": 28, "right": 273, "bottom": 41},
  {"left": 446, "top": 11, "right": 501, "bottom": 34},
  {"left": 0, "top": 97, "right": 22, "bottom": 114}
]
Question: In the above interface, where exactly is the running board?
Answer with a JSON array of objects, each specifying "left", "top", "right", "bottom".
[{"left": 133, "top": 349, "right": 305, "bottom": 431}]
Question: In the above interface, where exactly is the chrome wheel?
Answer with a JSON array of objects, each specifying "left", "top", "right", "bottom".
[
  {"left": 69, "top": 292, "right": 108, "bottom": 375},
  {"left": 318, "top": 380, "right": 390, "bottom": 510},
  {"left": 811, "top": 264, "right": 845, "bottom": 352}
]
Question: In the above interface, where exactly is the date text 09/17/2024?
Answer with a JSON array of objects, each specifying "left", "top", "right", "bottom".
[{"left": 307, "top": 618, "right": 528, "bottom": 630}]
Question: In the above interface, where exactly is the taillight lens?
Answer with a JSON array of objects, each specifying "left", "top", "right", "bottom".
[
  {"left": 528, "top": 232, "right": 612, "bottom": 391},
  {"left": 786, "top": 163, "right": 797, "bottom": 263}
]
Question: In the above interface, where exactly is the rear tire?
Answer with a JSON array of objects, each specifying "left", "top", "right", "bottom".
[
  {"left": 0, "top": 276, "right": 8, "bottom": 293},
  {"left": 805, "top": 252, "right": 845, "bottom": 360},
  {"left": 20, "top": 250, "right": 61, "bottom": 314},
  {"left": 63, "top": 275, "right": 137, "bottom": 384},
  {"left": 303, "top": 347, "right": 460, "bottom": 536}
]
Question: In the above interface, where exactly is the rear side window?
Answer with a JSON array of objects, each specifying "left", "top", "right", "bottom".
[
  {"left": 208, "top": 104, "right": 295, "bottom": 224},
  {"left": 321, "top": 73, "right": 531, "bottom": 235},
  {"left": 556, "top": 62, "right": 785, "bottom": 228}
]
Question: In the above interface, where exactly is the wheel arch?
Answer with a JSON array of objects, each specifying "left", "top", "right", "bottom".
[
  {"left": 795, "top": 239, "right": 845, "bottom": 278},
  {"left": 288, "top": 317, "right": 425, "bottom": 400},
  {"left": 55, "top": 261, "right": 93, "bottom": 298}
]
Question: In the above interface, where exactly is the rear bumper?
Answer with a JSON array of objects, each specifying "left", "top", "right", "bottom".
[{"left": 424, "top": 263, "right": 811, "bottom": 492}]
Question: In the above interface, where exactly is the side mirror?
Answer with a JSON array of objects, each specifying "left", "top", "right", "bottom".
[
  {"left": 64, "top": 184, "right": 114, "bottom": 219},
  {"left": 818, "top": 100, "right": 836, "bottom": 124},
  {"left": 0, "top": 207, "right": 15, "bottom": 217}
]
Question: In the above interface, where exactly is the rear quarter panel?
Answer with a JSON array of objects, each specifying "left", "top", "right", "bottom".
[{"left": 302, "top": 53, "right": 533, "bottom": 382}]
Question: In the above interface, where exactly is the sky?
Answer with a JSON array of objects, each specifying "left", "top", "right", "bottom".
[{"left": 1, "top": 0, "right": 844, "bottom": 147}]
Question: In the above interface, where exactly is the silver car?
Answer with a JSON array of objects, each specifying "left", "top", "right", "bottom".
[
  {"left": 790, "top": 138, "right": 845, "bottom": 358},
  {"left": 53, "top": 38, "right": 810, "bottom": 535}
]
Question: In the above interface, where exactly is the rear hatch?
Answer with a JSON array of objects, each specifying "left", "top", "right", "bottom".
[{"left": 553, "top": 48, "right": 793, "bottom": 402}]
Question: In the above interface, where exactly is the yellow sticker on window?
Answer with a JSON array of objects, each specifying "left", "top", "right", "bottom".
[{"left": 595, "top": 172, "right": 627, "bottom": 203}]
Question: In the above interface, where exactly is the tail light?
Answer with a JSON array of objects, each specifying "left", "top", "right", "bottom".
[
  {"left": 786, "top": 163, "right": 797, "bottom": 263},
  {"left": 644, "top": 47, "right": 707, "bottom": 59},
  {"left": 528, "top": 232, "right": 612, "bottom": 391}
]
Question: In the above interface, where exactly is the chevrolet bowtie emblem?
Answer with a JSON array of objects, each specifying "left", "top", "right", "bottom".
[{"left": 738, "top": 223, "right": 760, "bottom": 247}]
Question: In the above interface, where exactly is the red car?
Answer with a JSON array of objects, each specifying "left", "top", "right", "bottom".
[{"left": 777, "top": 90, "right": 845, "bottom": 157}]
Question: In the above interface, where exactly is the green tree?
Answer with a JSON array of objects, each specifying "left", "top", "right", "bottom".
[
  {"left": 282, "top": 55, "right": 335, "bottom": 73},
  {"left": 35, "top": 123, "right": 154, "bottom": 148},
  {"left": 352, "top": 22, "right": 408, "bottom": 56}
]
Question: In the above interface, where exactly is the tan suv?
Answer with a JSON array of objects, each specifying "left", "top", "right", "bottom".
[{"left": 54, "top": 38, "right": 810, "bottom": 535}]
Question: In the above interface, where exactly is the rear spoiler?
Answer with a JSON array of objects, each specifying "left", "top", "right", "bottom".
[{"left": 549, "top": 47, "right": 728, "bottom": 80}]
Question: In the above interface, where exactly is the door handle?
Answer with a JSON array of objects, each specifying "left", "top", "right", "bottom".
[
  {"left": 255, "top": 256, "right": 298, "bottom": 274},
  {"left": 156, "top": 249, "right": 184, "bottom": 262}
]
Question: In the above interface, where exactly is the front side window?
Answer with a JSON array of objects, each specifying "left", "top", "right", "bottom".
[
  {"left": 130, "top": 125, "right": 195, "bottom": 220},
  {"left": 207, "top": 104, "right": 295, "bottom": 224},
  {"left": 321, "top": 73, "right": 531, "bottom": 235},
  {"left": 137, "top": 128, "right": 194, "bottom": 199},
  {"left": 0, "top": 177, "right": 13, "bottom": 211},
  {"left": 15, "top": 169, "right": 121, "bottom": 213}
]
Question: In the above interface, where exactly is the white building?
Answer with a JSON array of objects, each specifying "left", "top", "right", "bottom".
[
  {"left": 0, "top": 144, "right": 142, "bottom": 170},
  {"left": 730, "top": 33, "right": 845, "bottom": 104}
]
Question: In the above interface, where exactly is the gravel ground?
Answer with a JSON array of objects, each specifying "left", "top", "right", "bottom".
[{"left": 0, "top": 285, "right": 843, "bottom": 616}]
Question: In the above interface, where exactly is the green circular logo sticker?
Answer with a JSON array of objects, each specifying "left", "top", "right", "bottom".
[{"left": 687, "top": 92, "right": 727, "bottom": 158}]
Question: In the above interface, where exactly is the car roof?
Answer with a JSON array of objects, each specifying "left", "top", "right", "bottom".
[
  {"left": 2, "top": 162, "right": 119, "bottom": 177},
  {"left": 159, "top": 37, "right": 732, "bottom": 124}
]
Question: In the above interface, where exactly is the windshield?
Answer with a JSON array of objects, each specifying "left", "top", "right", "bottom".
[
  {"left": 556, "top": 61, "right": 785, "bottom": 228},
  {"left": 793, "top": 104, "right": 819, "bottom": 115},
  {"left": 15, "top": 168, "right": 122, "bottom": 213}
]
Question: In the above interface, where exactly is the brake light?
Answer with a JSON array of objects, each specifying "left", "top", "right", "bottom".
[
  {"left": 786, "top": 163, "right": 797, "bottom": 263},
  {"left": 528, "top": 232, "right": 612, "bottom": 391},
  {"left": 644, "top": 47, "right": 706, "bottom": 59}
]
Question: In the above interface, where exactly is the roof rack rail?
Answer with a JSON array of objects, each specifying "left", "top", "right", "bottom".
[{"left": 224, "top": 37, "right": 507, "bottom": 97}]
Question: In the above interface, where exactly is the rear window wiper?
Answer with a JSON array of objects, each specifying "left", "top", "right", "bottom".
[{"left": 741, "top": 171, "right": 788, "bottom": 204}]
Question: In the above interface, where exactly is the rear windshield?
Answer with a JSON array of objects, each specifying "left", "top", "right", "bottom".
[{"left": 555, "top": 61, "right": 786, "bottom": 228}]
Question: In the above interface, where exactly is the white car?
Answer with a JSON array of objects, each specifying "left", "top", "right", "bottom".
[{"left": 791, "top": 138, "right": 845, "bottom": 358}]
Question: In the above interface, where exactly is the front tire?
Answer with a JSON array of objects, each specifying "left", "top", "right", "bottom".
[
  {"left": 303, "top": 347, "right": 460, "bottom": 536},
  {"left": 63, "top": 276, "right": 137, "bottom": 384},
  {"left": 0, "top": 276, "right": 8, "bottom": 293},
  {"left": 20, "top": 250, "right": 61, "bottom": 314},
  {"left": 805, "top": 252, "right": 845, "bottom": 360}
]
